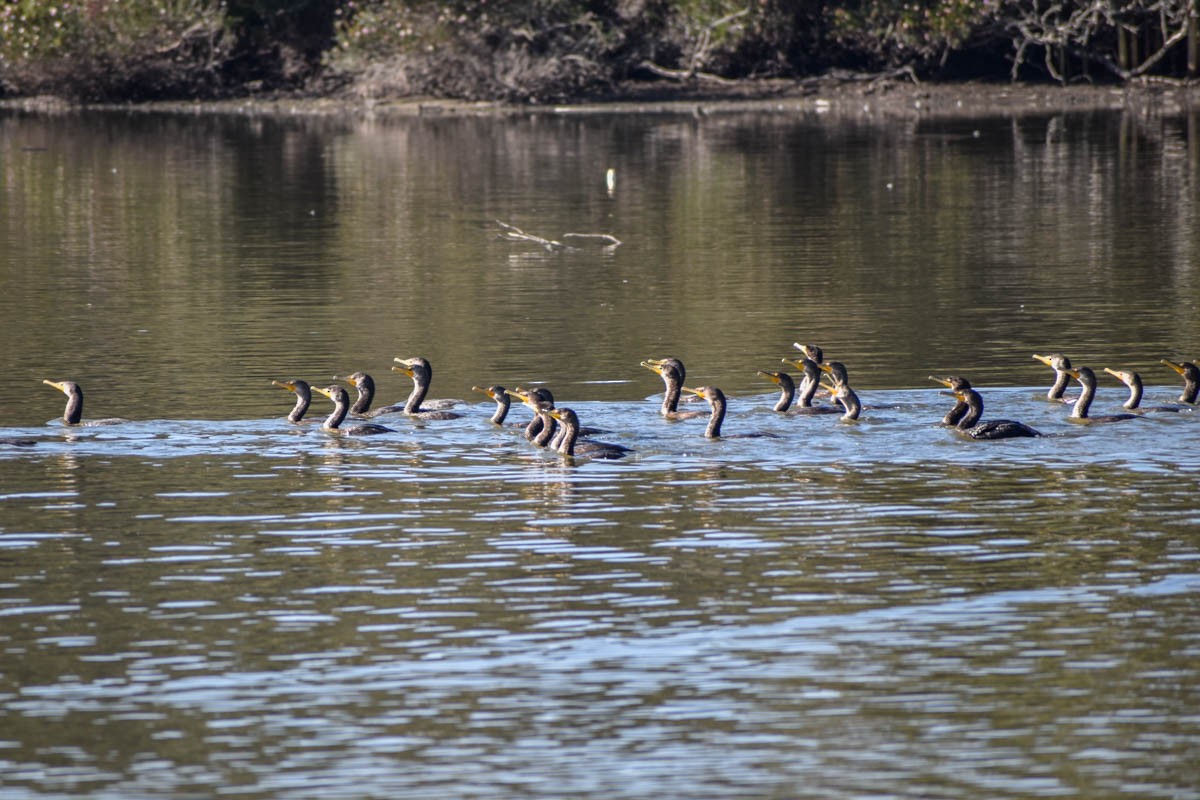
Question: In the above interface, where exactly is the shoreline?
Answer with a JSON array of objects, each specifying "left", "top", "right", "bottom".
[{"left": 3, "top": 78, "right": 1199, "bottom": 120}]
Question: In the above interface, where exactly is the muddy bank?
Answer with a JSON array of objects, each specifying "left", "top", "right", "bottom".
[{"left": 4, "top": 78, "right": 1199, "bottom": 120}]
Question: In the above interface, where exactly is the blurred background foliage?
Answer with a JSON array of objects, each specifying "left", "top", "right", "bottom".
[{"left": 1, "top": 0, "right": 1197, "bottom": 101}]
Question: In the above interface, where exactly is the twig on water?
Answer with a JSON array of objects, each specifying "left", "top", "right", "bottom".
[{"left": 495, "top": 221, "right": 621, "bottom": 251}]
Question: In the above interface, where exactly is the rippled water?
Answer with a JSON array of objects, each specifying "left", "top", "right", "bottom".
[{"left": 1, "top": 104, "right": 1199, "bottom": 799}]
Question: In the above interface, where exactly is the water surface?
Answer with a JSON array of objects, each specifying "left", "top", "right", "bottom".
[{"left": 0, "top": 104, "right": 1198, "bottom": 799}]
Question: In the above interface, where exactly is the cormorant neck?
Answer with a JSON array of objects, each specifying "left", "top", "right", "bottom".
[
  {"left": 1071, "top": 375, "right": 1095, "bottom": 419},
  {"left": 957, "top": 390, "right": 983, "bottom": 429},
  {"left": 350, "top": 375, "right": 374, "bottom": 415},
  {"left": 324, "top": 394, "right": 349, "bottom": 430},
  {"left": 773, "top": 375, "right": 795, "bottom": 412},
  {"left": 796, "top": 367, "right": 825, "bottom": 407},
  {"left": 1048, "top": 369, "right": 1069, "bottom": 400},
  {"left": 555, "top": 417, "right": 579, "bottom": 455},
  {"left": 64, "top": 386, "right": 83, "bottom": 425},
  {"left": 532, "top": 411, "right": 557, "bottom": 447},
  {"left": 491, "top": 395, "right": 510, "bottom": 424},
  {"left": 404, "top": 372, "right": 429, "bottom": 414},
  {"left": 943, "top": 398, "right": 968, "bottom": 426},
  {"left": 838, "top": 387, "right": 862, "bottom": 421},
  {"left": 1182, "top": 370, "right": 1198, "bottom": 404},
  {"left": 705, "top": 392, "right": 726, "bottom": 438},
  {"left": 660, "top": 369, "right": 683, "bottom": 414},
  {"left": 1123, "top": 375, "right": 1143, "bottom": 410},
  {"left": 288, "top": 394, "right": 309, "bottom": 424}
]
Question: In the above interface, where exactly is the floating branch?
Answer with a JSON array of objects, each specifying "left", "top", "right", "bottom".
[
  {"left": 561, "top": 232, "right": 622, "bottom": 247},
  {"left": 495, "top": 221, "right": 621, "bottom": 251}
]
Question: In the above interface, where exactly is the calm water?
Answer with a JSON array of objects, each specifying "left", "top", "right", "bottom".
[{"left": 1, "top": 103, "right": 1199, "bottom": 799}]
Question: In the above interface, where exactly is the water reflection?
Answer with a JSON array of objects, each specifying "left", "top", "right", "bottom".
[
  {"left": 1, "top": 106, "right": 1199, "bottom": 799},
  {"left": 4, "top": 107, "right": 1200, "bottom": 425}
]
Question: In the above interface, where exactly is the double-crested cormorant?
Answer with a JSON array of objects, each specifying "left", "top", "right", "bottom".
[
  {"left": 506, "top": 386, "right": 605, "bottom": 447},
  {"left": 641, "top": 358, "right": 706, "bottom": 419},
  {"left": 681, "top": 385, "right": 775, "bottom": 439},
  {"left": 506, "top": 387, "right": 558, "bottom": 446},
  {"left": 931, "top": 376, "right": 1041, "bottom": 439},
  {"left": 1161, "top": 359, "right": 1199, "bottom": 404},
  {"left": 335, "top": 371, "right": 406, "bottom": 417},
  {"left": 1066, "top": 366, "right": 1139, "bottom": 423},
  {"left": 42, "top": 380, "right": 129, "bottom": 426},
  {"left": 472, "top": 385, "right": 513, "bottom": 425},
  {"left": 1033, "top": 353, "right": 1074, "bottom": 402},
  {"left": 546, "top": 407, "right": 630, "bottom": 459},
  {"left": 312, "top": 385, "right": 395, "bottom": 434},
  {"left": 758, "top": 370, "right": 797, "bottom": 412},
  {"left": 1102, "top": 368, "right": 1183, "bottom": 413},
  {"left": 817, "top": 362, "right": 861, "bottom": 421},
  {"left": 391, "top": 357, "right": 462, "bottom": 420},
  {"left": 929, "top": 375, "right": 971, "bottom": 426},
  {"left": 792, "top": 342, "right": 824, "bottom": 364},
  {"left": 779, "top": 357, "right": 841, "bottom": 413},
  {"left": 272, "top": 379, "right": 314, "bottom": 424}
]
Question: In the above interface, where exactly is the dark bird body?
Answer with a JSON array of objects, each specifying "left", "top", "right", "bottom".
[
  {"left": 931, "top": 376, "right": 1041, "bottom": 439},
  {"left": 547, "top": 407, "right": 629, "bottom": 459},
  {"left": 1103, "top": 368, "right": 1184, "bottom": 413},
  {"left": 641, "top": 358, "right": 707, "bottom": 420},
  {"left": 337, "top": 372, "right": 408, "bottom": 417},
  {"left": 392, "top": 357, "right": 462, "bottom": 420},
  {"left": 1033, "top": 353, "right": 1074, "bottom": 402},
  {"left": 778, "top": 358, "right": 841, "bottom": 413},
  {"left": 42, "top": 380, "right": 129, "bottom": 426},
  {"left": 1067, "top": 366, "right": 1139, "bottom": 423},
  {"left": 473, "top": 385, "right": 514, "bottom": 425},
  {"left": 312, "top": 385, "right": 395, "bottom": 434},
  {"left": 682, "top": 385, "right": 775, "bottom": 439},
  {"left": 818, "top": 362, "right": 862, "bottom": 421}
]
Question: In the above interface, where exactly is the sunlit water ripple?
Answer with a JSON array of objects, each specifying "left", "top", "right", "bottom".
[
  {"left": 2, "top": 106, "right": 1199, "bottom": 799},
  {"left": 1, "top": 387, "right": 1198, "bottom": 798}
]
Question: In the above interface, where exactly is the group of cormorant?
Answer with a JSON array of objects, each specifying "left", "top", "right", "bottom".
[
  {"left": 267, "top": 357, "right": 465, "bottom": 437},
  {"left": 35, "top": 344, "right": 1200, "bottom": 456}
]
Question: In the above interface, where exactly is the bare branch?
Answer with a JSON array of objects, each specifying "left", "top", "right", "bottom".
[
  {"left": 561, "top": 232, "right": 622, "bottom": 247},
  {"left": 495, "top": 220, "right": 566, "bottom": 251},
  {"left": 495, "top": 221, "right": 621, "bottom": 252},
  {"left": 637, "top": 60, "right": 742, "bottom": 85}
]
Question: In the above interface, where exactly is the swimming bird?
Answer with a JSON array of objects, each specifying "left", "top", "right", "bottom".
[
  {"left": 335, "top": 371, "right": 408, "bottom": 417},
  {"left": 758, "top": 370, "right": 798, "bottom": 412},
  {"left": 779, "top": 357, "right": 841, "bottom": 413},
  {"left": 546, "top": 407, "right": 629, "bottom": 459},
  {"left": 931, "top": 376, "right": 1041, "bottom": 439},
  {"left": 1065, "top": 367, "right": 1139, "bottom": 423},
  {"left": 473, "top": 385, "right": 513, "bottom": 425},
  {"left": 41, "top": 380, "right": 129, "bottom": 426},
  {"left": 1161, "top": 359, "right": 1199, "bottom": 405},
  {"left": 391, "top": 357, "right": 462, "bottom": 420},
  {"left": 1102, "top": 368, "right": 1184, "bottom": 413},
  {"left": 929, "top": 375, "right": 971, "bottom": 426},
  {"left": 506, "top": 387, "right": 558, "bottom": 446},
  {"left": 641, "top": 358, "right": 706, "bottom": 419},
  {"left": 681, "top": 385, "right": 775, "bottom": 439},
  {"left": 272, "top": 379, "right": 314, "bottom": 424},
  {"left": 817, "top": 362, "right": 861, "bottom": 421},
  {"left": 1032, "top": 353, "right": 1074, "bottom": 402},
  {"left": 311, "top": 385, "right": 395, "bottom": 434}
]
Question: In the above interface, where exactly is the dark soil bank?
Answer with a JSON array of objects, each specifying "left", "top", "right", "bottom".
[{"left": 4, "top": 78, "right": 1199, "bottom": 119}]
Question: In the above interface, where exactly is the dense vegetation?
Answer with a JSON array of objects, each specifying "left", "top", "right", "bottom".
[{"left": 1, "top": 0, "right": 1197, "bottom": 103}]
